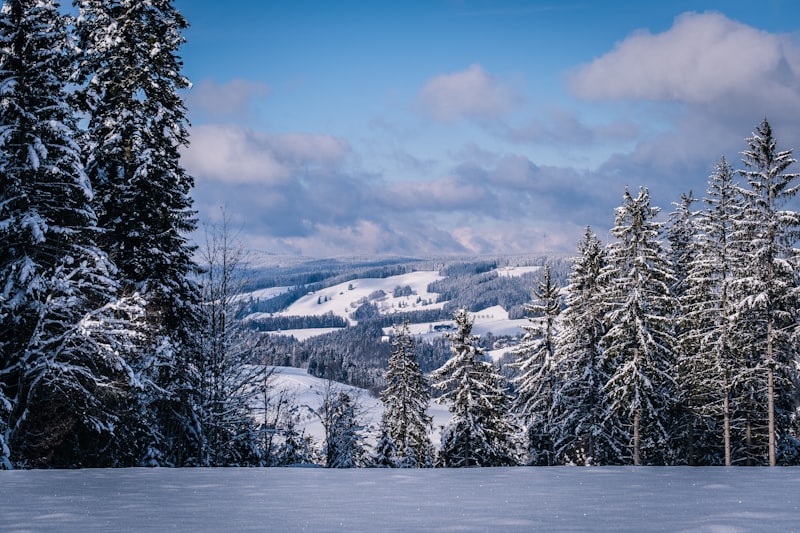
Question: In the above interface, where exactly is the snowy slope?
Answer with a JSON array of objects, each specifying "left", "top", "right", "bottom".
[
  {"left": 270, "top": 366, "right": 452, "bottom": 445},
  {"left": 278, "top": 270, "right": 444, "bottom": 323},
  {"left": 243, "top": 265, "right": 539, "bottom": 341},
  {"left": 496, "top": 265, "right": 542, "bottom": 277},
  {"left": 235, "top": 286, "right": 291, "bottom": 301}
]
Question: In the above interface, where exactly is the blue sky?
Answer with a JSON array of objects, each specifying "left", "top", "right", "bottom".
[{"left": 175, "top": 0, "right": 800, "bottom": 257}]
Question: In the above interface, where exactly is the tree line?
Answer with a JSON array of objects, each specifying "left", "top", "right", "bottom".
[{"left": 332, "top": 119, "right": 800, "bottom": 468}]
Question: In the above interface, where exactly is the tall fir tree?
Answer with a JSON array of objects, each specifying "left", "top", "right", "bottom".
[
  {"left": 74, "top": 0, "right": 201, "bottom": 465},
  {"left": 432, "top": 309, "right": 518, "bottom": 467},
  {"left": 734, "top": 119, "right": 800, "bottom": 465},
  {"left": 665, "top": 191, "right": 709, "bottom": 465},
  {"left": 0, "top": 0, "right": 139, "bottom": 467},
  {"left": 511, "top": 264, "right": 561, "bottom": 465},
  {"left": 551, "top": 227, "right": 615, "bottom": 465},
  {"left": 682, "top": 157, "right": 744, "bottom": 465},
  {"left": 599, "top": 187, "right": 678, "bottom": 465},
  {"left": 378, "top": 321, "right": 433, "bottom": 467}
]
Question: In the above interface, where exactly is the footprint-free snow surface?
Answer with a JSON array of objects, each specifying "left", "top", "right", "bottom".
[{"left": 2, "top": 466, "right": 799, "bottom": 532}]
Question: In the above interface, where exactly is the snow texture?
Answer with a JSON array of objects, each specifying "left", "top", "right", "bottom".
[{"left": 1, "top": 467, "right": 799, "bottom": 532}]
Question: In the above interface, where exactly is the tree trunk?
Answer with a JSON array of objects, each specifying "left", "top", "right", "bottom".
[
  {"left": 723, "top": 382, "right": 731, "bottom": 467},
  {"left": 767, "top": 364, "right": 776, "bottom": 467},
  {"left": 633, "top": 409, "right": 641, "bottom": 466},
  {"left": 746, "top": 413, "right": 753, "bottom": 466}
]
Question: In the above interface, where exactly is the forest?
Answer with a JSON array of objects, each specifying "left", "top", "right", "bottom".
[{"left": 2, "top": 0, "right": 800, "bottom": 470}]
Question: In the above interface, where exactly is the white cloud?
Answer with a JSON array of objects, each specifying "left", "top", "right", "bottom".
[
  {"left": 187, "top": 78, "right": 271, "bottom": 120},
  {"left": 569, "top": 12, "right": 800, "bottom": 106},
  {"left": 383, "top": 175, "right": 490, "bottom": 210},
  {"left": 418, "top": 64, "right": 521, "bottom": 123},
  {"left": 182, "top": 124, "right": 350, "bottom": 185}
]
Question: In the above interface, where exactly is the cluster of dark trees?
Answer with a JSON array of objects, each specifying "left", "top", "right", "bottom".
[
  {"left": 316, "top": 119, "right": 800, "bottom": 468},
  {"left": 248, "top": 312, "right": 348, "bottom": 332},
  {"left": 0, "top": 0, "right": 275, "bottom": 469}
]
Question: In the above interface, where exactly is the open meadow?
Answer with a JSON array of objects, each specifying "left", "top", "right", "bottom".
[{"left": 2, "top": 467, "right": 799, "bottom": 532}]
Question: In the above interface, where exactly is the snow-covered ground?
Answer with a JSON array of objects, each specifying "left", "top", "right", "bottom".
[
  {"left": 242, "top": 267, "right": 539, "bottom": 342},
  {"left": 235, "top": 285, "right": 292, "bottom": 301},
  {"left": 3, "top": 466, "right": 799, "bottom": 532},
  {"left": 270, "top": 366, "right": 452, "bottom": 445},
  {"left": 278, "top": 270, "right": 445, "bottom": 323},
  {"left": 496, "top": 265, "right": 542, "bottom": 277}
]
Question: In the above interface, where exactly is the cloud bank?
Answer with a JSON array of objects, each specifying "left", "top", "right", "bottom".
[
  {"left": 569, "top": 12, "right": 800, "bottom": 109},
  {"left": 184, "top": 12, "right": 800, "bottom": 258}
]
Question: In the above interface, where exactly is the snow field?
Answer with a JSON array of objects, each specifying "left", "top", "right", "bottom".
[
  {"left": 280, "top": 271, "right": 445, "bottom": 324},
  {"left": 3, "top": 466, "right": 799, "bottom": 532},
  {"left": 243, "top": 266, "right": 538, "bottom": 341}
]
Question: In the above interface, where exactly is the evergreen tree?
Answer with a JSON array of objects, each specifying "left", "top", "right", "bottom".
[
  {"left": 373, "top": 418, "right": 400, "bottom": 468},
  {"left": 511, "top": 264, "right": 561, "bottom": 465},
  {"left": 318, "top": 387, "right": 368, "bottom": 468},
  {"left": 432, "top": 309, "right": 518, "bottom": 467},
  {"left": 666, "top": 191, "right": 710, "bottom": 465},
  {"left": 378, "top": 321, "right": 433, "bottom": 467},
  {"left": 551, "top": 227, "right": 614, "bottom": 465},
  {"left": 682, "top": 157, "right": 743, "bottom": 465},
  {"left": 274, "top": 416, "right": 317, "bottom": 467},
  {"left": 599, "top": 187, "right": 677, "bottom": 465},
  {"left": 0, "top": 0, "right": 138, "bottom": 467},
  {"left": 734, "top": 119, "right": 800, "bottom": 465},
  {"left": 667, "top": 192, "right": 698, "bottom": 298},
  {"left": 74, "top": 0, "right": 200, "bottom": 465}
]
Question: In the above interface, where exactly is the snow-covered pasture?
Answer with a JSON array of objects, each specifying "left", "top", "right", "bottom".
[
  {"left": 279, "top": 270, "right": 445, "bottom": 323},
  {"left": 3, "top": 467, "right": 798, "bottom": 532},
  {"left": 241, "top": 266, "right": 538, "bottom": 342}
]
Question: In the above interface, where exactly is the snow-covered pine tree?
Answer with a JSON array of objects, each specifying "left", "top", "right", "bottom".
[
  {"left": 665, "top": 191, "right": 711, "bottom": 465},
  {"left": 433, "top": 309, "right": 518, "bottom": 467},
  {"left": 0, "top": 0, "right": 139, "bottom": 467},
  {"left": 274, "top": 416, "right": 317, "bottom": 467},
  {"left": 378, "top": 321, "right": 433, "bottom": 467},
  {"left": 734, "top": 119, "right": 800, "bottom": 466},
  {"left": 74, "top": 0, "right": 200, "bottom": 465},
  {"left": 511, "top": 264, "right": 561, "bottom": 465},
  {"left": 599, "top": 187, "right": 678, "bottom": 465},
  {"left": 667, "top": 192, "right": 698, "bottom": 299},
  {"left": 373, "top": 418, "right": 399, "bottom": 468},
  {"left": 318, "top": 386, "right": 368, "bottom": 468},
  {"left": 551, "top": 227, "right": 615, "bottom": 465},
  {"left": 682, "top": 157, "right": 744, "bottom": 466}
]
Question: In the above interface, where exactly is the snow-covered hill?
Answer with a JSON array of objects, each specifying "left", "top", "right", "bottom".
[
  {"left": 279, "top": 270, "right": 445, "bottom": 323},
  {"left": 270, "top": 366, "right": 452, "bottom": 444},
  {"left": 241, "top": 265, "right": 539, "bottom": 341}
]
